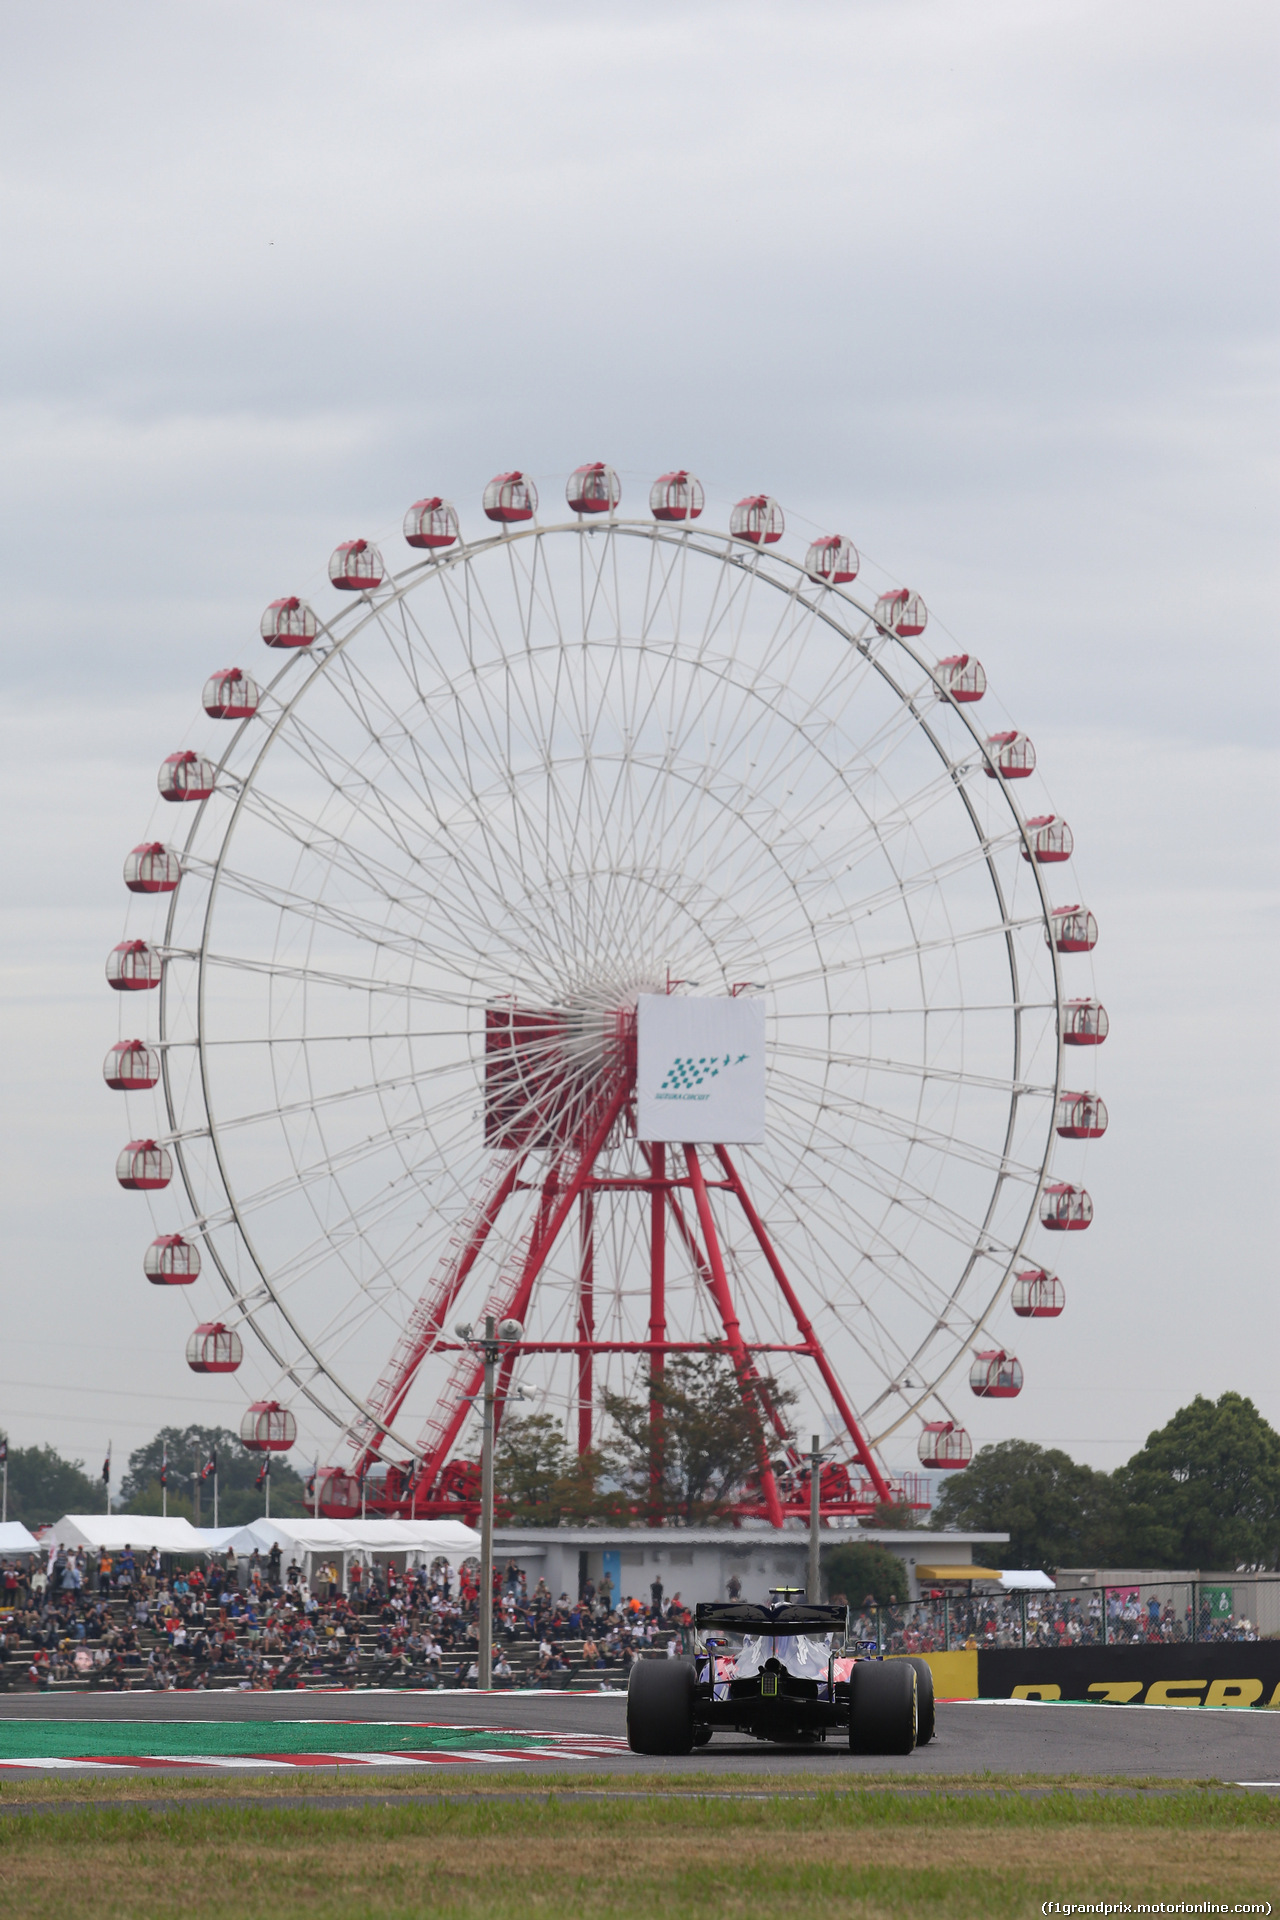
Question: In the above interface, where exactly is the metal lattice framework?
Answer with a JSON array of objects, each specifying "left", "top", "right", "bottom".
[{"left": 107, "top": 480, "right": 1103, "bottom": 1521}]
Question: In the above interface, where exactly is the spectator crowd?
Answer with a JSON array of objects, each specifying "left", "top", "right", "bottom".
[
  {"left": 848, "top": 1586, "right": 1263, "bottom": 1655},
  {"left": 0, "top": 1546, "right": 694, "bottom": 1692}
]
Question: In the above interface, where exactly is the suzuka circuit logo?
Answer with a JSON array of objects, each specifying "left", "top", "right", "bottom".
[{"left": 655, "top": 1053, "right": 750, "bottom": 1102}]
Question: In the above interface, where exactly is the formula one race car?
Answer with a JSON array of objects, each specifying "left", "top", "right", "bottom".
[{"left": 626, "top": 1594, "right": 935, "bottom": 1756}]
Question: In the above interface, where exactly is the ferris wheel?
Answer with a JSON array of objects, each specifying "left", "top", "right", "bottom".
[{"left": 105, "top": 463, "right": 1107, "bottom": 1519}]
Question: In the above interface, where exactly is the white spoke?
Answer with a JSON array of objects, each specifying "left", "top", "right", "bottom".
[{"left": 131, "top": 515, "right": 1067, "bottom": 1481}]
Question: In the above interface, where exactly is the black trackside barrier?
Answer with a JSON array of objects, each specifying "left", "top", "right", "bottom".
[{"left": 977, "top": 1642, "right": 1280, "bottom": 1706}]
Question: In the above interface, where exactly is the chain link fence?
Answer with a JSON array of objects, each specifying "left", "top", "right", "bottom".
[{"left": 843, "top": 1579, "right": 1273, "bottom": 1654}]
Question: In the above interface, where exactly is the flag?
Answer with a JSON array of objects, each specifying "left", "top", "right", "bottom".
[
  {"left": 102, "top": 1447, "right": 111, "bottom": 1485},
  {"left": 255, "top": 1457, "right": 270, "bottom": 1490},
  {"left": 0, "top": 1437, "right": 7, "bottom": 1465},
  {"left": 159, "top": 1444, "right": 167, "bottom": 1489},
  {"left": 201, "top": 1450, "right": 218, "bottom": 1481}
]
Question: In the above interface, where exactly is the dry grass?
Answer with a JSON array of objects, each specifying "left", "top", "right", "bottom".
[
  {"left": 0, "top": 1781, "right": 1276, "bottom": 1919},
  {"left": 0, "top": 1766, "right": 1244, "bottom": 1805}
]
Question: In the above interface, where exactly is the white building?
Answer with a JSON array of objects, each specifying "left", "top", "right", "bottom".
[{"left": 492, "top": 1527, "right": 1009, "bottom": 1606}]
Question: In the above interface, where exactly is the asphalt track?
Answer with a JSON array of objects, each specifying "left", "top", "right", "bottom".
[{"left": 0, "top": 1688, "right": 1278, "bottom": 1783}]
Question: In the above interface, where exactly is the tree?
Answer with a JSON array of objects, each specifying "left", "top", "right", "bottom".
[
  {"left": 600, "top": 1353, "right": 796, "bottom": 1525},
  {"left": 494, "top": 1415, "right": 565, "bottom": 1522},
  {"left": 0, "top": 1435, "right": 103, "bottom": 1526},
  {"left": 861, "top": 1500, "right": 916, "bottom": 1530},
  {"left": 821, "top": 1540, "right": 911, "bottom": 1607},
  {"left": 493, "top": 1415, "right": 628, "bottom": 1527},
  {"left": 119, "top": 1426, "right": 309, "bottom": 1527},
  {"left": 929, "top": 1439, "right": 1120, "bottom": 1570},
  {"left": 1115, "top": 1393, "right": 1280, "bottom": 1571}
]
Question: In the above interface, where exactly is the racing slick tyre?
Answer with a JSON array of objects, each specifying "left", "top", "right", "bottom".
[
  {"left": 626, "top": 1656, "right": 696, "bottom": 1755},
  {"left": 902, "top": 1657, "right": 936, "bottom": 1744},
  {"left": 849, "top": 1658, "right": 917, "bottom": 1755}
]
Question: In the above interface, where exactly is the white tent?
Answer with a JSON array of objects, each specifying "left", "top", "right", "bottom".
[
  {"left": 221, "top": 1518, "right": 480, "bottom": 1560},
  {"left": 0, "top": 1521, "right": 42, "bottom": 1555},
  {"left": 998, "top": 1569, "right": 1056, "bottom": 1591},
  {"left": 213, "top": 1517, "right": 481, "bottom": 1594},
  {"left": 51, "top": 1515, "right": 208, "bottom": 1554},
  {"left": 194, "top": 1526, "right": 249, "bottom": 1554}
]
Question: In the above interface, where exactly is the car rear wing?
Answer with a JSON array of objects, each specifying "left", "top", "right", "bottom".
[{"left": 694, "top": 1601, "right": 851, "bottom": 1636}]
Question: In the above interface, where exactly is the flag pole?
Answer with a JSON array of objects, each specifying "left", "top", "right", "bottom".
[{"left": 161, "top": 1439, "right": 167, "bottom": 1520}]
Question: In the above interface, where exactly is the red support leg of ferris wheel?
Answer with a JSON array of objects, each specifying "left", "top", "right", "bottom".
[
  {"left": 646, "top": 1141, "right": 666, "bottom": 1519},
  {"left": 339, "top": 1018, "right": 896, "bottom": 1525},
  {"left": 351, "top": 1148, "right": 529, "bottom": 1476},
  {"left": 412, "top": 1166, "right": 563, "bottom": 1504},
  {"left": 577, "top": 1189, "right": 595, "bottom": 1458},
  {"left": 410, "top": 1072, "right": 633, "bottom": 1505},
  {"left": 683, "top": 1144, "right": 785, "bottom": 1528},
  {"left": 714, "top": 1144, "right": 893, "bottom": 1505},
  {"left": 662, "top": 1182, "right": 795, "bottom": 1459}
]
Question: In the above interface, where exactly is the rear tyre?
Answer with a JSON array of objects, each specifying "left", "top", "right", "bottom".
[
  {"left": 849, "top": 1659, "right": 917, "bottom": 1755},
  {"left": 626, "top": 1657, "right": 696, "bottom": 1755},
  {"left": 692, "top": 1725, "right": 713, "bottom": 1746},
  {"left": 902, "top": 1658, "right": 936, "bottom": 1744}
]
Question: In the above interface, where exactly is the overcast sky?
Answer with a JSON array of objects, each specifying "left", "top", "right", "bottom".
[{"left": 0, "top": 0, "right": 1276, "bottom": 1494}]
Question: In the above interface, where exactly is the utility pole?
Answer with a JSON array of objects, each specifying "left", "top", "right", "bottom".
[
  {"left": 480, "top": 1326, "right": 496, "bottom": 1689},
  {"left": 454, "top": 1313, "right": 524, "bottom": 1689},
  {"left": 808, "top": 1433, "right": 824, "bottom": 1603}
]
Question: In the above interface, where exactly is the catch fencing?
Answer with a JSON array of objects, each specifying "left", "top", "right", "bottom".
[{"left": 845, "top": 1578, "right": 1277, "bottom": 1655}]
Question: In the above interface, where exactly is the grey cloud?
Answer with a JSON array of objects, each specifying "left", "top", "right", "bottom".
[{"left": 0, "top": 0, "right": 1275, "bottom": 1469}]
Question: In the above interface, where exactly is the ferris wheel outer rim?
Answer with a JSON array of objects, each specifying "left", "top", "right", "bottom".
[
  {"left": 145, "top": 513, "right": 1073, "bottom": 1472},
  {"left": 157, "top": 517, "right": 1069, "bottom": 1461}
]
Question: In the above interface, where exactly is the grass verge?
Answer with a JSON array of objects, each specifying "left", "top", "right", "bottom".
[{"left": 0, "top": 1778, "right": 1277, "bottom": 1919}]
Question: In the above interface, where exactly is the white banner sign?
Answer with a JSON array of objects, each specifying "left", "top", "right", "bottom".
[{"left": 636, "top": 995, "right": 766, "bottom": 1144}]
